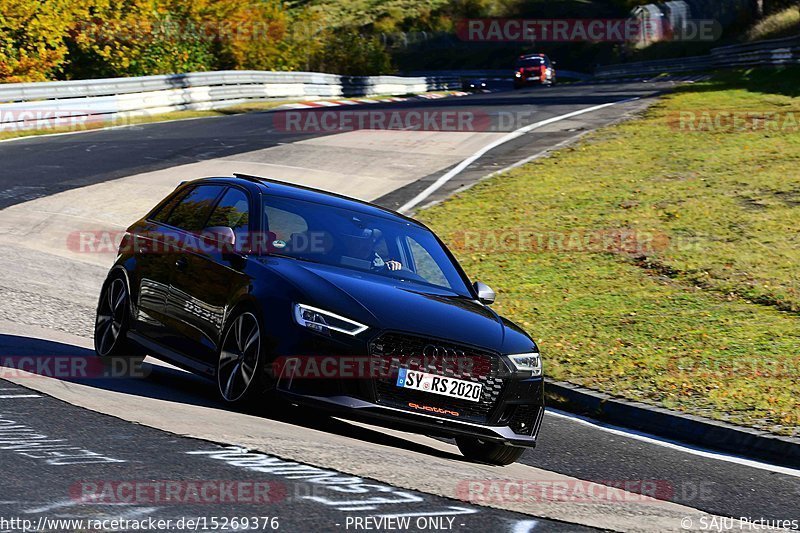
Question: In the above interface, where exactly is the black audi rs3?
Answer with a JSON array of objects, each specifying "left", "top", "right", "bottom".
[{"left": 95, "top": 174, "right": 544, "bottom": 465}]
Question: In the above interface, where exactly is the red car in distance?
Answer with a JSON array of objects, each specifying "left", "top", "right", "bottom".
[{"left": 513, "top": 54, "right": 556, "bottom": 88}]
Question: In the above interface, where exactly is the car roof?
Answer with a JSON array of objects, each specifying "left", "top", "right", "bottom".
[{"left": 186, "top": 174, "right": 426, "bottom": 228}]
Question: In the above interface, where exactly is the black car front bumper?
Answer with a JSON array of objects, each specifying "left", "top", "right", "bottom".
[
  {"left": 281, "top": 392, "right": 544, "bottom": 446},
  {"left": 272, "top": 330, "right": 545, "bottom": 447}
]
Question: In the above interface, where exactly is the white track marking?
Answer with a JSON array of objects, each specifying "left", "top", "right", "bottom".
[
  {"left": 481, "top": 134, "right": 588, "bottom": 179},
  {"left": 413, "top": 132, "right": 591, "bottom": 211},
  {"left": 24, "top": 497, "right": 93, "bottom": 514},
  {"left": 375, "top": 506, "right": 478, "bottom": 518},
  {"left": 397, "top": 97, "right": 640, "bottom": 213},
  {"left": 512, "top": 520, "right": 539, "bottom": 533},
  {"left": 546, "top": 408, "right": 800, "bottom": 478},
  {"left": 0, "top": 394, "right": 41, "bottom": 398}
]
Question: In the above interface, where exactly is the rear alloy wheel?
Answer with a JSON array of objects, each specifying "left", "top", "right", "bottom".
[
  {"left": 455, "top": 436, "right": 526, "bottom": 466},
  {"left": 217, "top": 311, "right": 262, "bottom": 403},
  {"left": 94, "top": 275, "right": 139, "bottom": 358}
]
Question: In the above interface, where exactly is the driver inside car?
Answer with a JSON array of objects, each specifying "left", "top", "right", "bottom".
[
  {"left": 372, "top": 252, "right": 402, "bottom": 271},
  {"left": 342, "top": 227, "right": 403, "bottom": 271},
  {"left": 365, "top": 229, "right": 403, "bottom": 271}
]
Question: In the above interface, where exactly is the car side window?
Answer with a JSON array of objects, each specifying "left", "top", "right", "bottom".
[
  {"left": 151, "top": 187, "right": 192, "bottom": 223},
  {"left": 406, "top": 236, "right": 448, "bottom": 287},
  {"left": 206, "top": 187, "right": 250, "bottom": 238},
  {"left": 264, "top": 205, "right": 308, "bottom": 241},
  {"left": 165, "top": 185, "right": 225, "bottom": 232}
]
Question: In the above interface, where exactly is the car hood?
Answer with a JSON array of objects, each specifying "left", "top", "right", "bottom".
[{"left": 261, "top": 257, "right": 534, "bottom": 352}]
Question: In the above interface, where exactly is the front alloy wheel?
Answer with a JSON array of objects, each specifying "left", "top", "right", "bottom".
[{"left": 217, "top": 311, "right": 262, "bottom": 403}]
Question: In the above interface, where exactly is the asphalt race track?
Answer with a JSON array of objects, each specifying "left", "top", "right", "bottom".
[
  {"left": 0, "top": 378, "right": 581, "bottom": 532},
  {"left": 1, "top": 80, "right": 798, "bottom": 532}
]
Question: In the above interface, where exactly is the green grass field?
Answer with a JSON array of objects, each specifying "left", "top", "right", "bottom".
[{"left": 416, "top": 68, "right": 800, "bottom": 436}]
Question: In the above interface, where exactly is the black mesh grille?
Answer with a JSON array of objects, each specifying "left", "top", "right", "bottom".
[
  {"left": 369, "top": 332, "right": 508, "bottom": 423},
  {"left": 509, "top": 404, "right": 539, "bottom": 435}
]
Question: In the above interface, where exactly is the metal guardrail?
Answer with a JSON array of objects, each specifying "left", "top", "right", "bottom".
[
  {"left": 407, "top": 69, "right": 592, "bottom": 80},
  {"left": 0, "top": 71, "right": 461, "bottom": 131},
  {"left": 595, "top": 33, "right": 800, "bottom": 78}
]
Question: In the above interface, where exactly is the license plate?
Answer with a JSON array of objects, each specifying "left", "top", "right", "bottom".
[{"left": 396, "top": 368, "right": 482, "bottom": 402}]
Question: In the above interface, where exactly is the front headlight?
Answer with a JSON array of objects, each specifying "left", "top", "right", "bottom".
[
  {"left": 507, "top": 352, "right": 542, "bottom": 376},
  {"left": 293, "top": 303, "right": 368, "bottom": 336}
]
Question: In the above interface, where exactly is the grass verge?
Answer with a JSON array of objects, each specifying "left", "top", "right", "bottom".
[
  {"left": 746, "top": 6, "right": 800, "bottom": 41},
  {"left": 416, "top": 67, "right": 800, "bottom": 436}
]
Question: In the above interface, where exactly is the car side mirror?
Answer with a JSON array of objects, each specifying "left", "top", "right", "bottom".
[
  {"left": 473, "top": 281, "right": 496, "bottom": 305},
  {"left": 204, "top": 226, "right": 236, "bottom": 247},
  {"left": 203, "top": 226, "right": 236, "bottom": 246}
]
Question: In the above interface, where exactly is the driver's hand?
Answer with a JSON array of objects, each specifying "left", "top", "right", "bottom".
[{"left": 386, "top": 260, "right": 403, "bottom": 271}]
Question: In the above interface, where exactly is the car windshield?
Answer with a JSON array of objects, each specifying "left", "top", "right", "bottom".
[
  {"left": 260, "top": 196, "right": 472, "bottom": 297},
  {"left": 516, "top": 57, "right": 544, "bottom": 67}
]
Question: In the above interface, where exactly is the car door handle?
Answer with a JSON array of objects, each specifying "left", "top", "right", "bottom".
[{"left": 175, "top": 257, "right": 188, "bottom": 271}]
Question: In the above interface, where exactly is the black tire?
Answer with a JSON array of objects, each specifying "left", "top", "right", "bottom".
[
  {"left": 94, "top": 272, "right": 142, "bottom": 360},
  {"left": 216, "top": 309, "right": 266, "bottom": 405},
  {"left": 455, "top": 436, "right": 526, "bottom": 466}
]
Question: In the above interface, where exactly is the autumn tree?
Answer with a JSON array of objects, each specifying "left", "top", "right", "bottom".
[{"left": 0, "top": 0, "right": 81, "bottom": 81}]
